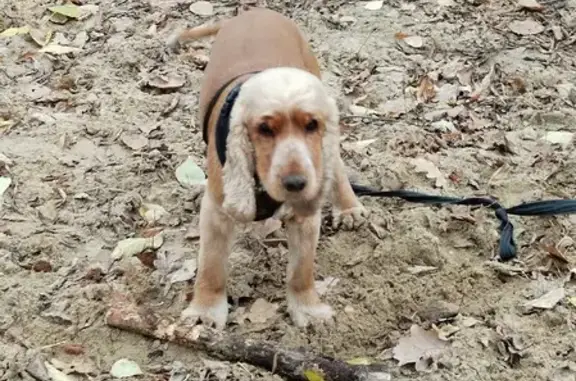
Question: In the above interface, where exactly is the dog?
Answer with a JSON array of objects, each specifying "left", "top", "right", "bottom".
[{"left": 173, "top": 8, "right": 367, "bottom": 330}]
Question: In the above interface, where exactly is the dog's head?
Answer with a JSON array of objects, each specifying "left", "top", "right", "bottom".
[{"left": 221, "top": 67, "right": 340, "bottom": 221}]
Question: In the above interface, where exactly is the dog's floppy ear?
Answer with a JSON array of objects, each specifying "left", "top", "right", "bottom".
[
  {"left": 320, "top": 95, "right": 341, "bottom": 192},
  {"left": 221, "top": 100, "right": 257, "bottom": 222}
]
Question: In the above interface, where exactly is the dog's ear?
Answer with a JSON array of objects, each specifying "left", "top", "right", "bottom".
[
  {"left": 221, "top": 101, "right": 257, "bottom": 222},
  {"left": 320, "top": 95, "right": 341, "bottom": 189}
]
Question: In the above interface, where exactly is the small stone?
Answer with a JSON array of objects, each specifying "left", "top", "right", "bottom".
[{"left": 417, "top": 300, "right": 460, "bottom": 323}]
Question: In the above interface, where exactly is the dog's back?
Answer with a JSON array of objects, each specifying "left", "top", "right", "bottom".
[{"left": 198, "top": 9, "right": 320, "bottom": 127}]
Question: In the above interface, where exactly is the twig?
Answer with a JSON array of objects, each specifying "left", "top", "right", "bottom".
[{"left": 105, "top": 293, "right": 389, "bottom": 381}]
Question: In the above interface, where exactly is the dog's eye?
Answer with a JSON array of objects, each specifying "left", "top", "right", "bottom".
[
  {"left": 305, "top": 119, "right": 319, "bottom": 133},
  {"left": 258, "top": 122, "right": 274, "bottom": 137}
]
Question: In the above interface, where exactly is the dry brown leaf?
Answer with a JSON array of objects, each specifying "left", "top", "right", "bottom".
[
  {"left": 524, "top": 287, "right": 565, "bottom": 310},
  {"left": 121, "top": 133, "right": 148, "bottom": 150},
  {"left": 417, "top": 75, "right": 436, "bottom": 103},
  {"left": 509, "top": 19, "right": 545, "bottom": 35},
  {"left": 252, "top": 218, "right": 282, "bottom": 239},
  {"left": 60, "top": 343, "right": 85, "bottom": 355},
  {"left": 394, "top": 32, "right": 409, "bottom": 40},
  {"left": 404, "top": 35, "right": 423, "bottom": 48},
  {"left": 189, "top": 1, "right": 214, "bottom": 16},
  {"left": 541, "top": 243, "right": 569, "bottom": 264},
  {"left": 364, "top": 0, "right": 383, "bottom": 10},
  {"left": 518, "top": 0, "right": 544, "bottom": 11},
  {"left": 393, "top": 325, "right": 449, "bottom": 367},
  {"left": 411, "top": 158, "right": 447, "bottom": 188},
  {"left": 147, "top": 74, "right": 185, "bottom": 90},
  {"left": 247, "top": 298, "right": 278, "bottom": 324}
]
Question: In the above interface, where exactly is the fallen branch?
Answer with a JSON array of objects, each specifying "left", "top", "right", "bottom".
[{"left": 105, "top": 293, "right": 389, "bottom": 381}]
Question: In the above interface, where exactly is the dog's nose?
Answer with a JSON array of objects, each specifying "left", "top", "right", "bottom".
[{"left": 282, "top": 175, "right": 307, "bottom": 192}]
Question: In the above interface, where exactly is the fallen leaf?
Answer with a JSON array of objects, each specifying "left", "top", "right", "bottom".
[
  {"left": 48, "top": 5, "right": 80, "bottom": 19},
  {"left": 202, "top": 360, "right": 230, "bottom": 381},
  {"left": 153, "top": 251, "right": 183, "bottom": 277},
  {"left": 411, "top": 158, "right": 447, "bottom": 188},
  {"left": 252, "top": 218, "right": 282, "bottom": 239},
  {"left": 121, "top": 133, "right": 148, "bottom": 151},
  {"left": 0, "top": 153, "right": 13, "bottom": 167},
  {"left": 135, "top": 250, "right": 157, "bottom": 269},
  {"left": 247, "top": 298, "right": 278, "bottom": 324},
  {"left": 567, "top": 296, "right": 576, "bottom": 308},
  {"left": 111, "top": 234, "right": 164, "bottom": 261},
  {"left": 175, "top": 157, "right": 206, "bottom": 187},
  {"left": 0, "top": 26, "right": 30, "bottom": 37},
  {"left": 432, "top": 323, "right": 460, "bottom": 341},
  {"left": 32, "top": 259, "right": 53, "bottom": 272},
  {"left": 39, "top": 44, "right": 81, "bottom": 55},
  {"left": 304, "top": 369, "right": 325, "bottom": 381},
  {"left": 29, "top": 28, "right": 53, "bottom": 46},
  {"left": 348, "top": 104, "right": 376, "bottom": 116},
  {"left": 139, "top": 203, "right": 168, "bottom": 224},
  {"left": 518, "top": 0, "right": 544, "bottom": 11},
  {"left": 26, "top": 355, "right": 50, "bottom": 381},
  {"left": 509, "top": 19, "right": 545, "bottom": 35},
  {"left": 437, "top": 0, "right": 456, "bottom": 6},
  {"left": 342, "top": 138, "right": 378, "bottom": 153},
  {"left": 459, "top": 316, "right": 480, "bottom": 328},
  {"left": 524, "top": 287, "right": 565, "bottom": 310},
  {"left": 404, "top": 35, "right": 424, "bottom": 48},
  {"left": 147, "top": 74, "right": 185, "bottom": 90},
  {"left": 417, "top": 75, "right": 436, "bottom": 103},
  {"left": 543, "top": 131, "right": 573, "bottom": 148},
  {"left": 189, "top": 1, "right": 214, "bottom": 16},
  {"left": 110, "top": 359, "right": 143, "bottom": 378},
  {"left": 364, "top": 0, "right": 383, "bottom": 10},
  {"left": 407, "top": 265, "right": 438, "bottom": 275},
  {"left": 50, "top": 357, "right": 97, "bottom": 376},
  {"left": 0, "top": 177, "right": 11, "bottom": 198},
  {"left": 393, "top": 324, "right": 449, "bottom": 367},
  {"left": 45, "top": 362, "right": 75, "bottom": 381},
  {"left": 315, "top": 276, "right": 340, "bottom": 296},
  {"left": 346, "top": 357, "right": 374, "bottom": 365},
  {"left": 61, "top": 343, "right": 85, "bottom": 355},
  {"left": 470, "top": 63, "right": 495, "bottom": 101},
  {"left": 169, "top": 259, "right": 197, "bottom": 284}
]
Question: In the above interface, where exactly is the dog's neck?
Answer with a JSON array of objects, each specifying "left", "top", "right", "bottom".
[{"left": 203, "top": 72, "right": 284, "bottom": 222}]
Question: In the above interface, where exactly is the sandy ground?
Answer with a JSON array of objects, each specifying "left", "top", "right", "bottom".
[{"left": 2, "top": 0, "right": 576, "bottom": 380}]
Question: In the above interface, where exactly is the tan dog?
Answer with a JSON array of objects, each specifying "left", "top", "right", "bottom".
[{"left": 174, "top": 8, "right": 367, "bottom": 330}]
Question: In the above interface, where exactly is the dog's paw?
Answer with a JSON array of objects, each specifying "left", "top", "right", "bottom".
[
  {"left": 180, "top": 297, "right": 229, "bottom": 330},
  {"left": 287, "top": 292, "right": 334, "bottom": 328},
  {"left": 332, "top": 205, "right": 368, "bottom": 230}
]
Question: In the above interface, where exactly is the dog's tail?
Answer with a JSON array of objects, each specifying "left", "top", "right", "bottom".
[{"left": 166, "top": 22, "right": 224, "bottom": 50}]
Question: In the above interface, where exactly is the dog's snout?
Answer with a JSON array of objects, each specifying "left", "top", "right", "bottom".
[{"left": 282, "top": 175, "right": 307, "bottom": 192}]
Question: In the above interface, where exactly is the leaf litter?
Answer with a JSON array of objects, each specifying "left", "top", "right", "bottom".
[
  {"left": 111, "top": 233, "right": 164, "bottom": 261},
  {"left": 175, "top": 157, "right": 206, "bottom": 187},
  {"left": 393, "top": 325, "right": 449, "bottom": 368}
]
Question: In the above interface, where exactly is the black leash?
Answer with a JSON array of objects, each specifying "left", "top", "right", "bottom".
[{"left": 350, "top": 183, "right": 576, "bottom": 261}]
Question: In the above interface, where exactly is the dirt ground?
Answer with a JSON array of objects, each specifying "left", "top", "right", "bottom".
[{"left": 2, "top": 0, "right": 576, "bottom": 380}]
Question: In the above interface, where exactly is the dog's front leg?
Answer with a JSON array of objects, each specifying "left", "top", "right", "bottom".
[
  {"left": 332, "top": 156, "right": 368, "bottom": 229},
  {"left": 181, "top": 192, "right": 235, "bottom": 330},
  {"left": 285, "top": 211, "right": 334, "bottom": 327}
]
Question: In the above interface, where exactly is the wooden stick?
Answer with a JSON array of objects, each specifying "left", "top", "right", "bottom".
[{"left": 105, "top": 293, "right": 389, "bottom": 381}]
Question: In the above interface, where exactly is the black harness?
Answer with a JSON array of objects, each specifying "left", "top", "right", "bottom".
[{"left": 202, "top": 73, "right": 283, "bottom": 221}]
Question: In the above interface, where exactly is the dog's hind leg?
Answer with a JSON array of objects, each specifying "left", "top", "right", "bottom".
[
  {"left": 285, "top": 211, "right": 334, "bottom": 327},
  {"left": 181, "top": 191, "right": 235, "bottom": 330}
]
